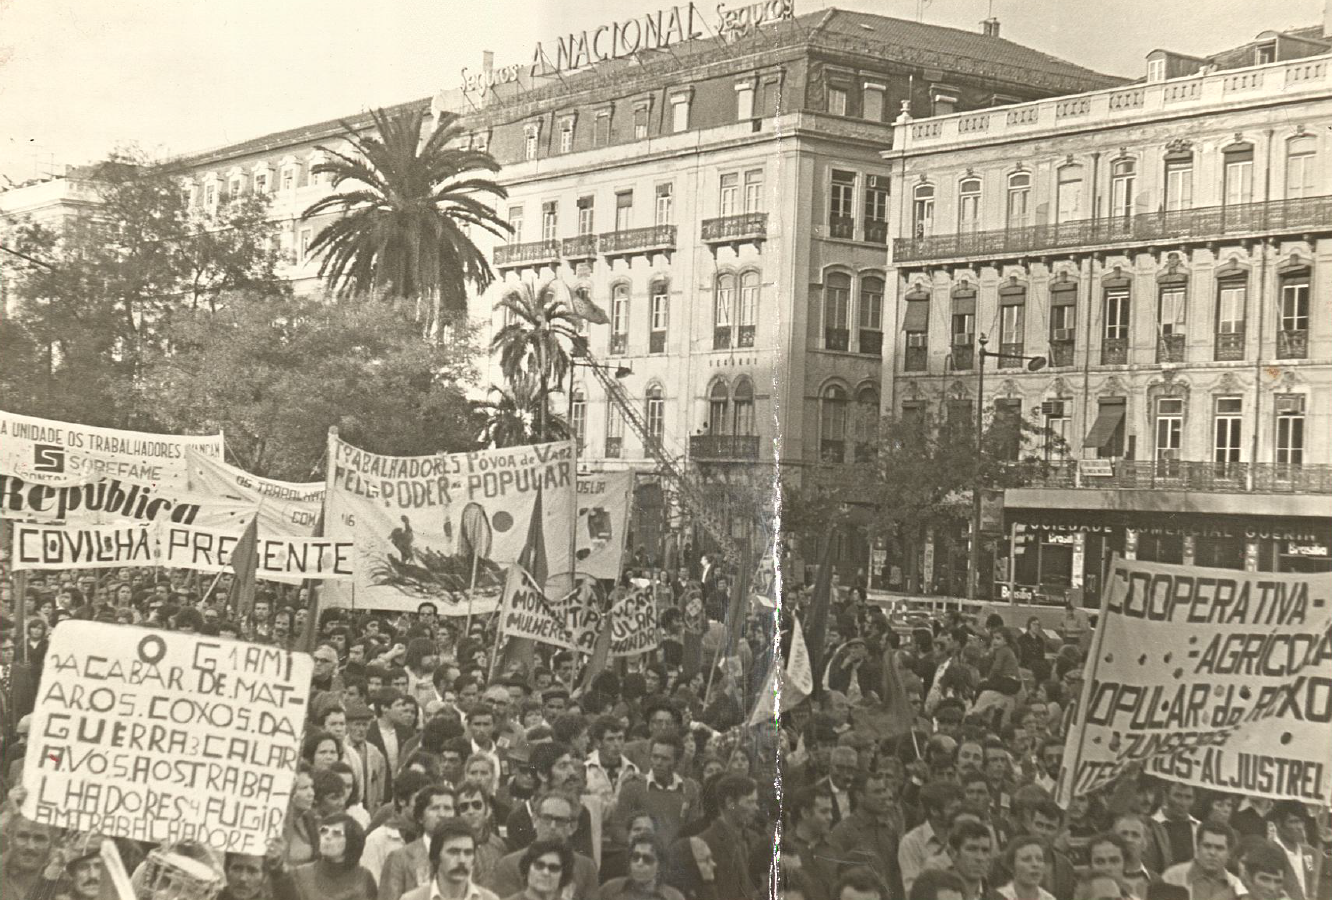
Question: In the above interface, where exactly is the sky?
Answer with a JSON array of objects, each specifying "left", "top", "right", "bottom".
[{"left": 0, "top": 0, "right": 1321, "bottom": 183}]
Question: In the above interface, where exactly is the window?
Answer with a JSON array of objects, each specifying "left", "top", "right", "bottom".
[
  {"left": 709, "top": 382, "right": 730, "bottom": 435},
  {"left": 958, "top": 178, "right": 981, "bottom": 233},
  {"left": 559, "top": 120, "right": 575, "bottom": 154},
  {"left": 655, "top": 183, "right": 673, "bottom": 226},
  {"left": 738, "top": 271, "right": 758, "bottom": 347},
  {"left": 1276, "top": 396, "right": 1305, "bottom": 467},
  {"left": 1006, "top": 172, "right": 1031, "bottom": 229},
  {"left": 1043, "top": 399, "right": 1071, "bottom": 460},
  {"left": 1256, "top": 42, "right": 1276, "bottom": 65},
  {"left": 831, "top": 171, "right": 856, "bottom": 236},
  {"left": 1217, "top": 282, "right": 1246, "bottom": 334},
  {"left": 720, "top": 173, "right": 739, "bottom": 217},
  {"left": 507, "top": 206, "right": 524, "bottom": 243},
  {"left": 953, "top": 313, "right": 976, "bottom": 345},
  {"left": 1286, "top": 136, "right": 1317, "bottom": 199},
  {"left": 863, "top": 83, "right": 885, "bottom": 122},
  {"left": 571, "top": 390, "right": 586, "bottom": 452},
  {"left": 827, "top": 86, "right": 848, "bottom": 116},
  {"left": 1110, "top": 159, "right": 1136, "bottom": 220},
  {"left": 1089, "top": 397, "right": 1126, "bottom": 458},
  {"left": 824, "top": 272, "right": 851, "bottom": 351},
  {"left": 743, "top": 169, "right": 763, "bottom": 213},
  {"left": 645, "top": 387, "right": 665, "bottom": 443},
  {"left": 903, "top": 292, "right": 930, "bottom": 371},
  {"left": 649, "top": 282, "right": 668, "bottom": 354},
  {"left": 1104, "top": 289, "right": 1131, "bottom": 340},
  {"left": 606, "top": 405, "right": 624, "bottom": 458},
  {"left": 634, "top": 105, "right": 649, "bottom": 140},
  {"left": 1165, "top": 155, "right": 1193, "bottom": 211},
  {"left": 541, "top": 201, "right": 558, "bottom": 242},
  {"left": 595, "top": 111, "right": 612, "bottom": 147},
  {"left": 1147, "top": 58, "right": 1166, "bottom": 82},
  {"left": 576, "top": 197, "right": 594, "bottom": 235},
  {"left": 670, "top": 95, "right": 690, "bottom": 133},
  {"left": 1214, "top": 397, "right": 1242, "bottom": 467},
  {"left": 714, "top": 274, "right": 734, "bottom": 349},
  {"left": 1155, "top": 397, "right": 1183, "bottom": 467},
  {"left": 912, "top": 183, "right": 934, "bottom": 239},
  {"left": 864, "top": 176, "right": 889, "bottom": 241},
  {"left": 524, "top": 125, "right": 540, "bottom": 161},
  {"left": 1050, "top": 287, "right": 1076, "bottom": 342},
  {"left": 610, "top": 283, "right": 629, "bottom": 355},
  {"left": 736, "top": 83, "right": 755, "bottom": 121},
  {"left": 1000, "top": 302, "right": 1025, "bottom": 357},
  {"left": 299, "top": 228, "right": 312, "bottom": 263},
  {"left": 733, "top": 379, "right": 755, "bottom": 436},
  {"left": 254, "top": 172, "right": 270, "bottom": 195},
  {"left": 858, "top": 275, "right": 884, "bottom": 356},
  {"left": 1223, "top": 145, "right": 1254, "bottom": 206},
  {"left": 1056, "top": 166, "right": 1083, "bottom": 223},
  {"left": 854, "top": 386, "right": 880, "bottom": 461},
  {"left": 614, "top": 191, "right": 633, "bottom": 231},
  {"left": 204, "top": 182, "right": 217, "bottom": 208},
  {"left": 281, "top": 167, "right": 296, "bottom": 192},
  {"left": 820, "top": 385, "right": 848, "bottom": 462},
  {"left": 994, "top": 399, "right": 1023, "bottom": 461},
  {"left": 1158, "top": 285, "right": 1186, "bottom": 336},
  {"left": 228, "top": 177, "right": 242, "bottom": 200},
  {"left": 1280, "top": 272, "right": 1310, "bottom": 332}
]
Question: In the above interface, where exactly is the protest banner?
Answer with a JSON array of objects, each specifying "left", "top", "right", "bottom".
[
  {"left": 1057, "top": 558, "right": 1332, "bottom": 807},
  {"left": 0, "top": 471, "right": 257, "bottom": 529},
  {"left": 499, "top": 566, "right": 574, "bottom": 649},
  {"left": 185, "top": 449, "right": 323, "bottom": 536},
  {"left": 22, "top": 621, "right": 313, "bottom": 854},
  {"left": 0, "top": 409, "right": 223, "bottom": 488},
  {"left": 12, "top": 520, "right": 354, "bottom": 580},
  {"left": 610, "top": 585, "right": 659, "bottom": 657},
  {"left": 551, "top": 579, "right": 606, "bottom": 656},
  {"left": 575, "top": 471, "right": 633, "bottom": 580},
  {"left": 323, "top": 435, "right": 575, "bottom": 613}
]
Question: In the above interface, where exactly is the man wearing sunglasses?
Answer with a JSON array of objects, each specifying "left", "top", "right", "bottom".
[
  {"left": 482, "top": 791, "right": 598, "bottom": 900},
  {"left": 454, "top": 781, "right": 507, "bottom": 887}
]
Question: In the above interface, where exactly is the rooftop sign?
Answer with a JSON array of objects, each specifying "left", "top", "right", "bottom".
[{"left": 530, "top": 4, "right": 704, "bottom": 77}]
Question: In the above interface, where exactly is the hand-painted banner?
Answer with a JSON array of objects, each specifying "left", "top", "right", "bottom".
[
  {"left": 575, "top": 471, "right": 633, "bottom": 580},
  {"left": 12, "top": 521, "right": 354, "bottom": 580},
  {"left": 500, "top": 566, "right": 574, "bottom": 649},
  {"left": 185, "top": 449, "right": 323, "bottom": 536},
  {"left": 610, "top": 585, "right": 659, "bottom": 657},
  {"left": 323, "top": 436, "right": 575, "bottom": 613},
  {"left": 22, "top": 622, "right": 312, "bottom": 854},
  {"left": 0, "top": 409, "right": 223, "bottom": 487},
  {"left": 551, "top": 578, "right": 606, "bottom": 656},
  {"left": 0, "top": 471, "right": 256, "bottom": 529},
  {"left": 1057, "top": 558, "right": 1332, "bottom": 807}
]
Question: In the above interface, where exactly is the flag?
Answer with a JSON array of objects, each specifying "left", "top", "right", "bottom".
[
  {"left": 228, "top": 514, "right": 259, "bottom": 619},
  {"left": 746, "top": 617, "right": 814, "bottom": 726},
  {"left": 803, "top": 532, "right": 836, "bottom": 695},
  {"left": 787, "top": 617, "right": 814, "bottom": 698},
  {"left": 577, "top": 607, "right": 613, "bottom": 694},
  {"left": 501, "top": 484, "right": 546, "bottom": 675},
  {"left": 877, "top": 646, "right": 916, "bottom": 738}
]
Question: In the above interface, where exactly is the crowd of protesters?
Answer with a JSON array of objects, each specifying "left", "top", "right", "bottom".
[{"left": 1, "top": 557, "right": 1330, "bottom": 900}]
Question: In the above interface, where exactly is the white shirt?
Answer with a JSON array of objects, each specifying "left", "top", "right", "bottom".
[{"left": 361, "top": 822, "right": 407, "bottom": 881}]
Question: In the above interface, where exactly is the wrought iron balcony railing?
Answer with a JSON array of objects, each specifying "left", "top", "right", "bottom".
[
  {"left": 1157, "top": 333, "right": 1185, "bottom": 363},
  {"left": 701, "top": 212, "right": 768, "bottom": 245},
  {"left": 1102, "top": 337, "right": 1129, "bottom": 365},
  {"left": 561, "top": 234, "right": 599, "bottom": 261},
  {"left": 859, "top": 329, "right": 883, "bottom": 356},
  {"left": 1049, "top": 339, "right": 1075, "bottom": 367},
  {"left": 494, "top": 239, "right": 560, "bottom": 268},
  {"left": 829, "top": 215, "right": 855, "bottom": 239},
  {"left": 689, "top": 434, "right": 761, "bottom": 461},
  {"left": 1215, "top": 330, "right": 1245, "bottom": 361},
  {"left": 1024, "top": 460, "right": 1332, "bottom": 494},
  {"left": 1278, "top": 329, "right": 1309, "bottom": 359},
  {"left": 599, "top": 225, "right": 676, "bottom": 259},
  {"left": 894, "top": 194, "right": 1332, "bottom": 263},
  {"left": 864, "top": 220, "right": 889, "bottom": 245}
]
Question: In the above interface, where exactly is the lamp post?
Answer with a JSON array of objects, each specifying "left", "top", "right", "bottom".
[{"left": 967, "top": 334, "right": 1047, "bottom": 603}]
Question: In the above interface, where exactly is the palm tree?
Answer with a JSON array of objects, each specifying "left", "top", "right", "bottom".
[
  {"left": 490, "top": 279, "right": 583, "bottom": 440},
  {"left": 473, "top": 377, "right": 570, "bottom": 448},
  {"left": 301, "top": 105, "right": 510, "bottom": 335}
]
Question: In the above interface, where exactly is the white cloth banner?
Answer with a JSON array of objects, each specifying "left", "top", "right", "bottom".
[
  {"left": 575, "top": 471, "right": 633, "bottom": 580},
  {"left": 0, "top": 409, "right": 223, "bottom": 487},
  {"left": 499, "top": 566, "right": 574, "bottom": 649},
  {"left": 610, "top": 585, "right": 659, "bottom": 657},
  {"left": 12, "top": 520, "right": 354, "bottom": 580},
  {"left": 323, "top": 436, "right": 575, "bottom": 613},
  {"left": 185, "top": 449, "right": 323, "bottom": 536},
  {"left": 1057, "top": 558, "right": 1332, "bottom": 807},
  {"left": 0, "top": 471, "right": 257, "bottom": 529},
  {"left": 22, "top": 622, "right": 312, "bottom": 854}
]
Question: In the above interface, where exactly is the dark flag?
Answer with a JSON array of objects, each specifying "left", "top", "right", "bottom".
[
  {"left": 228, "top": 514, "right": 260, "bottom": 619},
  {"left": 804, "top": 532, "right": 836, "bottom": 696}
]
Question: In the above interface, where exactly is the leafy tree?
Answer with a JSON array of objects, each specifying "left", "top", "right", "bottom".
[
  {"left": 473, "top": 377, "right": 570, "bottom": 449},
  {"left": 302, "top": 106, "right": 510, "bottom": 334},
  {"left": 490, "top": 280, "right": 582, "bottom": 440},
  {"left": 140, "top": 291, "right": 481, "bottom": 479}
]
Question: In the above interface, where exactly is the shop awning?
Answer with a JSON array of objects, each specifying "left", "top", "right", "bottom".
[
  {"left": 902, "top": 300, "right": 930, "bottom": 332},
  {"left": 1084, "top": 405, "right": 1125, "bottom": 450}
]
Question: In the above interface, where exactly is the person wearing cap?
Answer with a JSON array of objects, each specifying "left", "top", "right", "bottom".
[{"left": 346, "top": 699, "right": 389, "bottom": 814}]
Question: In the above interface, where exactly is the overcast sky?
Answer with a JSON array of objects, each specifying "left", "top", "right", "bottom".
[{"left": 0, "top": 0, "right": 1320, "bottom": 183}]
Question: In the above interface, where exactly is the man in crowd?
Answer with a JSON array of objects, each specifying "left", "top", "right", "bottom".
[
  {"left": 379, "top": 784, "right": 456, "bottom": 900},
  {"left": 484, "top": 790, "right": 599, "bottom": 899},
  {"left": 1160, "top": 822, "right": 1247, "bottom": 900},
  {"left": 399, "top": 818, "right": 499, "bottom": 900}
]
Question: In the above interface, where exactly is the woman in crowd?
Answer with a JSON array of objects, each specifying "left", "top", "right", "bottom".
[
  {"left": 284, "top": 765, "right": 320, "bottom": 867},
  {"left": 598, "top": 836, "right": 683, "bottom": 900},
  {"left": 998, "top": 835, "right": 1056, "bottom": 900},
  {"left": 291, "top": 813, "right": 375, "bottom": 900},
  {"left": 504, "top": 839, "right": 575, "bottom": 900}
]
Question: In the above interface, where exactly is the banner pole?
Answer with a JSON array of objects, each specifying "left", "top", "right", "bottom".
[
  {"left": 464, "top": 551, "right": 481, "bottom": 635},
  {"left": 300, "top": 426, "right": 335, "bottom": 654},
  {"left": 13, "top": 563, "right": 28, "bottom": 664},
  {"left": 1055, "top": 552, "right": 1116, "bottom": 808}
]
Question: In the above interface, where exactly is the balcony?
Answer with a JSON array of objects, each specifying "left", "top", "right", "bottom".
[
  {"left": 599, "top": 225, "right": 676, "bottom": 261},
  {"left": 494, "top": 239, "right": 560, "bottom": 270},
  {"left": 904, "top": 346, "right": 928, "bottom": 372},
  {"left": 820, "top": 440, "right": 846, "bottom": 464},
  {"left": 561, "top": 233, "right": 599, "bottom": 263},
  {"left": 859, "top": 329, "right": 883, "bottom": 356},
  {"left": 609, "top": 333, "right": 628, "bottom": 355},
  {"left": 950, "top": 344, "right": 974, "bottom": 370},
  {"left": 649, "top": 330, "right": 666, "bottom": 354},
  {"left": 825, "top": 328, "right": 850, "bottom": 351},
  {"left": 604, "top": 436, "right": 623, "bottom": 459},
  {"left": 1215, "top": 330, "right": 1245, "bottom": 361},
  {"left": 865, "top": 220, "right": 889, "bottom": 245},
  {"left": 1025, "top": 460, "right": 1332, "bottom": 494},
  {"left": 829, "top": 215, "right": 855, "bottom": 240},
  {"left": 713, "top": 326, "right": 732, "bottom": 350},
  {"left": 701, "top": 212, "right": 768, "bottom": 250},
  {"left": 1278, "top": 328, "right": 1309, "bottom": 359},
  {"left": 998, "top": 343, "right": 1024, "bottom": 368},
  {"left": 1102, "top": 338, "right": 1128, "bottom": 366},
  {"left": 690, "top": 434, "right": 761, "bottom": 461},
  {"left": 1157, "top": 333, "right": 1185, "bottom": 363},
  {"left": 737, "top": 324, "right": 755, "bottom": 348},
  {"left": 893, "top": 194, "right": 1332, "bottom": 264},
  {"left": 1049, "top": 339, "right": 1075, "bottom": 368}
]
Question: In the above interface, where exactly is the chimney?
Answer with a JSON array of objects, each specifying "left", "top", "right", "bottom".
[
  {"left": 981, "top": 17, "right": 1000, "bottom": 37},
  {"left": 482, "top": 50, "right": 494, "bottom": 79}
]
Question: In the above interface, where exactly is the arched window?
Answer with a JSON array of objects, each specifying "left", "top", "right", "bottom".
[
  {"left": 709, "top": 381, "right": 730, "bottom": 435},
  {"left": 570, "top": 389, "right": 586, "bottom": 451},
  {"left": 858, "top": 275, "right": 884, "bottom": 356},
  {"left": 645, "top": 385, "right": 665, "bottom": 442},
  {"left": 1056, "top": 165, "right": 1083, "bottom": 223},
  {"left": 738, "top": 271, "right": 759, "bottom": 347},
  {"left": 714, "top": 273, "right": 735, "bottom": 349},
  {"left": 820, "top": 384, "right": 848, "bottom": 462},
  {"left": 912, "top": 183, "right": 935, "bottom": 238},
  {"left": 824, "top": 272, "right": 851, "bottom": 350},
  {"left": 1286, "top": 135, "right": 1317, "bottom": 199},
  {"left": 958, "top": 178, "right": 981, "bottom": 233},
  {"left": 733, "top": 378, "right": 755, "bottom": 437},
  {"left": 1006, "top": 172, "right": 1031, "bottom": 229},
  {"left": 855, "top": 386, "right": 880, "bottom": 460},
  {"left": 610, "top": 283, "right": 629, "bottom": 354},
  {"left": 1110, "top": 158, "right": 1136, "bottom": 221}
]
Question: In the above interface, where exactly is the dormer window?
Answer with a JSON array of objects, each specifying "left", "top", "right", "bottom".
[
  {"left": 281, "top": 166, "right": 296, "bottom": 192},
  {"left": 1256, "top": 41, "right": 1276, "bottom": 65},
  {"left": 253, "top": 171, "right": 270, "bottom": 194},
  {"left": 1147, "top": 58, "right": 1166, "bottom": 82},
  {"left": 228, "top": 176, "right": 243, "bottom": 200},
  {"left": 524, "top": 123, "right": 541, "bottom": 161}
]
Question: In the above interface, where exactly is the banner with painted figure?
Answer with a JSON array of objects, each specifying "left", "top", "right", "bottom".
[
  {"left": 0, "top": 470, "right": 257, "bottom": 530},
  {"left": 1057, "top": 558, "right": 1332, "bottom": 807},
  {"left": 11, "top": 520, "right": 355, "bottom": 580},
  {"left": 185, "top": 448, "right": 323, "bottom": 536},
  {"left": 323, "top": 436, "right": 575, "bottom": 613},
  {"left": 22, "top": 622, "right": 312, "bottom": 854},
  {"left": 610, "top": 585, "right": 660, "bottom": 657},
  {"left": 0, "top": 409, "right": 223, "bottom": 487},
  {"left": 575, "top": 471, "right": 633, "bottom": 580}
]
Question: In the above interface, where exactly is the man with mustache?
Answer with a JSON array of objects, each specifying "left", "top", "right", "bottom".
[
  {"left": 400, "top": 819, "right": 499, "bottom": 900},
  {"left": 1, "top": 789, "right": 55, "bottom": 900}
]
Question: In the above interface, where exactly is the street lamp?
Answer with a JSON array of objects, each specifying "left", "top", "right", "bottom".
[{"left": 967, "top": 334, "right": 1047, "bottom": 603}]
